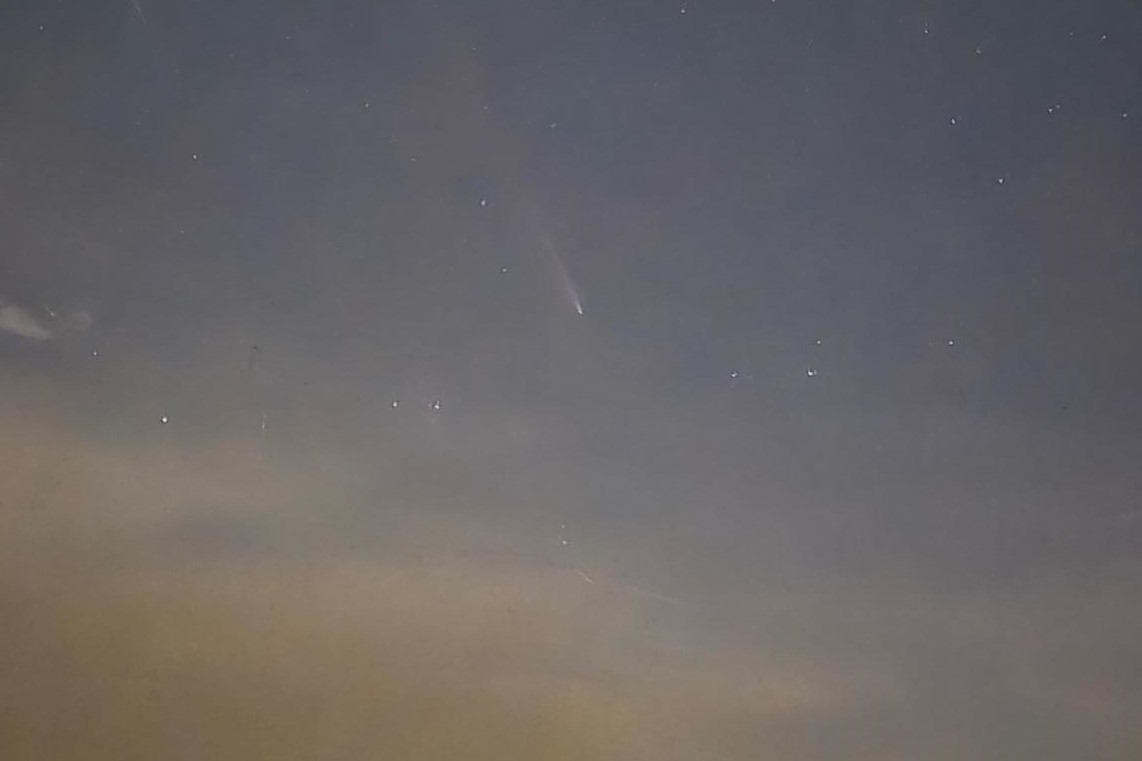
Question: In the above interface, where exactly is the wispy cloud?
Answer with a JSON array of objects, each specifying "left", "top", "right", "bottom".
[
  {"left": 0, "top": 300, "right": 55, "bottom": 339},
  {"left": 0, "top": 299, "right": 91, "bottom": 341}
]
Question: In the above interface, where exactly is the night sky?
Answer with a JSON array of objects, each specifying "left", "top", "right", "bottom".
[{"left": 2, "top": 1, "right": 1141, "bottom": 758}]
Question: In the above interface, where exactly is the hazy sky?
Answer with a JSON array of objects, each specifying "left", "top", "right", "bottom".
[{"left": 2, "top": 1, "right": 1141, "bottom": 759}]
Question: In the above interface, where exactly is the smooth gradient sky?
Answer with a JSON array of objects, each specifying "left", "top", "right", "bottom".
[{"left": 2, "top": 1, "right": 1140, "bottom": 759}]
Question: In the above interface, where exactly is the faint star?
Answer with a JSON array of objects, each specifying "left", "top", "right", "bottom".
[
  {"left": 431, "top": 400, "right": 441, "bottom": 411},
  {"left": 806, "top": 368, "right": 818, "bottom": 377},
  {"left": 160, "top": 415, "right": 170, "bottom": 424},
  {"left": 950, "top": 116, "right": 957, "bottom": 125},
  {"left": 391, "top": 400, "right": 399, "bottom": 408}
]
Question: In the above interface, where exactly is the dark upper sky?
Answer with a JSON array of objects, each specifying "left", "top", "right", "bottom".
[{"left": 1, "top": 1, "right": 1140, "bottom": 758}]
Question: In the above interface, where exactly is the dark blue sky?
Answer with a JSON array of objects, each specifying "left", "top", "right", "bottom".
[{"left": 1, "top": 2, "right": 1140, "bottom": 759}]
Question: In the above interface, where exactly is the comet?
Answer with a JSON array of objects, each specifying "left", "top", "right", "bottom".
[{"left": 539, "top": 230, "right": 584, "bottom": 316}]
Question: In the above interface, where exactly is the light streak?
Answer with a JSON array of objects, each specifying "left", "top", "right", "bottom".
[{"left": 130, "top": 0, "right": 149, "bottom": 30}]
